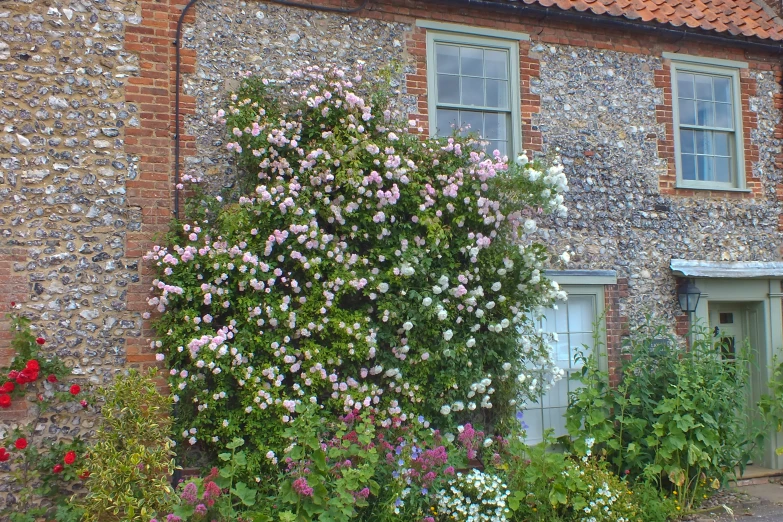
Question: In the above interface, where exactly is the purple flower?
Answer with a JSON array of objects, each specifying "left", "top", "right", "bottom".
[
  {"left": 181, "top": 481, "right": 198, "bottom": 504},
  {"left": 292, "top": 477, "right": 314, "bottom": 497},
  {"left": 194, "top": 504, "right": 208, "bottom": 516}
]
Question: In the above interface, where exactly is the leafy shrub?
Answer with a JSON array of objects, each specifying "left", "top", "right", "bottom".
[
  {"left": 165, "top": 437, "right": 261, "bottom": 521},
  {"left": 566, "top": 318, "right": 751, "bottom": 509},
  {"left": 77, "top": 369, "right": 176, "bottom": 522},
  {"left": 0, "top": 308, "right": 89, "bottom": 522},
  {"left": 145, "top": 64, "right": 570, "bottom": 470},
  {"left": 759, "top": 359, "right": 783, "bottom": 456},
  {"left": 630, "top": 481, "right": 677, "bottom": 522},
  {"left": 276, "top": 403, "right": 380, "bottom": 522}
]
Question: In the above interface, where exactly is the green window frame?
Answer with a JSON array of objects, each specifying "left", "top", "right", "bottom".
[
  {"left": 425, "top": 29, "right": 522, "bottom": 158},
  {"left": 523, "top": 283, "right": 608, "bottom": 445},
  {"left": 670, "top": 60, "right": 746, "bottom": 191}
]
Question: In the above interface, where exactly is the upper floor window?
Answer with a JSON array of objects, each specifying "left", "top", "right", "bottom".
[
  {"left": 671, "top": 61, "right": 745, "bottom": 190},
  {"left": 426, "top": 31, "right": 521, "bottom": 158}
]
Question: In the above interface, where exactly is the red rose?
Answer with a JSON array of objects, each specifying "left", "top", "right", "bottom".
[
  {"left": 10, "top": 301, "right": 15, "bottom": 307},
  {"left": 0, "top": 381, "right": 13, "bottom": 393},
  {"left": 79, "top": 470, "right": 90, "bottom": 480},
  {"left": 47, "top": 374, "right": 57, "bottom": 383},
  {"left": 15, "top": 438, "right": 27, "bottom": 450},
  {"left": 80, "top": 399, "right": 88, "bottom": 409},
  {"left": 53, "top": 464, "right": 64, "bottom": 474},
  {"left": 8, "top": 370, "right": 19, "bottom": 380},
  {"left": 0, "top": 449, "right": 9, "bottom": 462},
  {"left": 64, "top": 451, "right": 77, "bottom": 465},
  {"left": 69, "top": 384, "right": 81, "bottom": 395},
  {"left": 18, "top": 368, "right": 38, "bottom": 383},
  {"left": 25, "top": 360, "right": 40, "bottom": 371},
  {"left": 0, "top": 395, "right": 11, "bottom": 408},
  {"left": 35, "top": 337, "right": 45, "bottom": 345}
]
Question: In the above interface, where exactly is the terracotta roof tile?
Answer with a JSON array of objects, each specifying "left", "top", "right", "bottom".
[{"left": 509, "top": 0, "right": 783, "bottom": 41}]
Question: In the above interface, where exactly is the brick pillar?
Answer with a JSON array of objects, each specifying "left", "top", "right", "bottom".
[
  {"left": 124, "top": 0, "right": 196, "bottom": 369},
  {"left": 605, "top": 278, "right": 629, "bottom": 386}
]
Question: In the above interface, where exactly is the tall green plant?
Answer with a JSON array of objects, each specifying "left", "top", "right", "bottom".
[
  {"left": 77, "top": 369, "right": 176, "bottom": 522},
  {"left": 566, "top": 318, "right": 752, "bottom": 510}
]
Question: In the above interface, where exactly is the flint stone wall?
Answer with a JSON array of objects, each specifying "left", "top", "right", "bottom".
[
  {"left": 184, "top": 0, "right": 783, "bottom": 325},
  {"left": 0, "top": 0, "right": 142, "bottom": 501}
]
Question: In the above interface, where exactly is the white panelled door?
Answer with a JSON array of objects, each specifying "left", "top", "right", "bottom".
[{"left": 522, "top": 290, "right": 598, "bottom": 445}]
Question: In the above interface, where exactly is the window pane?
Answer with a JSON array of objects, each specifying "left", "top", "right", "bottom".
[
  {"left": 484, "top": 112, "right": 507, "bottom": 139},
  {"left": 484, "top": 49, "right": 508, "bottom": 79},
  {"left": 459, "top": 110, "right": 484, "bottom": 136},
  {"left": 681, "top": 153, "right": 697, "bottom": 180},
  {"left": 714, "top": 132, "right": 730, "bottom": 156},
  {"left": 697, "top": 154, "right": 713, "bottom": 181},
  {"left": 460, "top": 47, "right": 483, "bottom": 77},
  {"left": 435, "top": 109, "right": 459, "bottom": 136},
  {"left": 695, "top": 130, "right": 713, "bottom": 154},
  {"left": 679, "top": 100, "right": 696, "bottom": 125},
  {"left": 714, "top": 77, "right": 731, "bottom": 103},
  {"left": 570, "top": 332, "right": 595, "bottom": 361},
  {"left": 697, "top": 100, "right": 714, "bottom": 126},
  {"left": 568, "top": 295, "right": 595, "bottom": 333},
  {"left": 486, "top": 140, "right": 507, "bottom": 157},
  {"left": 677, "top": 72, "right": 695, "bottom": 99},
  {"left": 436, "top": 44, "right": 460, "bottom": 75},
  {"left": 681, "top": 129, "right": 695, "bottom": 154},
  {"left": 715, "top": 156, "right": 731, "bottom": 183},
  {"left": 461, "top": 76, "right": 485, "bottom": 106},
  {"left": 486, "top": 79, "right": 508, "bottom": 109},
  {"left": 715, "top": 103, "right": 732, "bottom": 129},
  {"left": 437, "top": 74, "right": 460, "bottom": 104},
  {"left": 695, "top": 74, "right": 713, "bottom": 100}
]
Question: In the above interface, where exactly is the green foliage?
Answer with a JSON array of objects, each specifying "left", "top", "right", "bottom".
[
  {"left": 759, "top": 359, "right": 783, "bottom": 456},
  {"left": 167, "top": 438, "right": 271, "bottom": 522},
  {"left": 148, "top": 65, "right": 569, "bottom": 473},
  {"left": 276, "top": 403, "right": 380, "bottom": 522},
  {"left": 77, "top": 369, "right": 176, "bottom": 522},
  {"left": 500, "top": 430, "right": 642, "bottom": 522},
  {"left": 566, "top": 317, "right": 751, "bottom": 510},
  {"left": 630, "top": 481, "right": 678, "bottom": 522}
]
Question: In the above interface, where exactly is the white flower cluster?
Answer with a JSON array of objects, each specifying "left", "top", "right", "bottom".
[{"left": 437, "top": 469, "right": 511, "bottom": 522}]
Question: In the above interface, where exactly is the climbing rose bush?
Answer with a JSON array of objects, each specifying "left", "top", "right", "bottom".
[{"left": 144, "top": 65, "right": 569, "bottom": 468}]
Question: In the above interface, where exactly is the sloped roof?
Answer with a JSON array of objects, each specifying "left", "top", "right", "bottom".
[{"left": 518, "top": 0, "right": 783, "bottom": 41}]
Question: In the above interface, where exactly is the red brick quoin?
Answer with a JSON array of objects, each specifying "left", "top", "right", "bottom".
[{"left": 124, "top": 0, "right": 197, "bottom": 371}]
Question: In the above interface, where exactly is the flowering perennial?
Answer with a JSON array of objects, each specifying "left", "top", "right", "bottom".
[{"left": 145, "top": 65, "right": 569, "bottom": 462}]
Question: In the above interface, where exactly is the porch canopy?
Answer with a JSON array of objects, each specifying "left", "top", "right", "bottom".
[{"left": 670, "top": 259, "right": 783, "bottom": 279}]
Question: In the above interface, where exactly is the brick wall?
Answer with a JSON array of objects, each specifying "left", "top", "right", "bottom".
[{"left": 124, "top": 0, "right": 197, "bottom": 372}]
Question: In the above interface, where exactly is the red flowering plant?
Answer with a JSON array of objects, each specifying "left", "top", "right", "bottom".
[{"left": 0, "top": 308, "right": 90, "bottom": 522}]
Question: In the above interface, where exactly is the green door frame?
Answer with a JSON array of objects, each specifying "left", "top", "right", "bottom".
[{"left": 691, "top": 277, "right": 783, "bottom": 470}]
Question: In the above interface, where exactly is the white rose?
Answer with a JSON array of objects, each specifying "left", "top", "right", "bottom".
[
  {"left": 422, "top": 297, "right": 433, "bottom": 307},
  {"left": 443, "top": 329, "right": 453, "bottom": 341},
  {"left": 403, "top": 321, "right": 413, "bottom": 331}
]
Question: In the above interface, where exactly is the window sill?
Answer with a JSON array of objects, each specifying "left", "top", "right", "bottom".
[{"left": 675, "top": 183, "right": 751, "bottom": 193}]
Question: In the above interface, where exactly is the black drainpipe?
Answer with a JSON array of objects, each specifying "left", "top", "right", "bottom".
[{"left": 171, "top": 0, "right": 370, "bottom": 220}]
